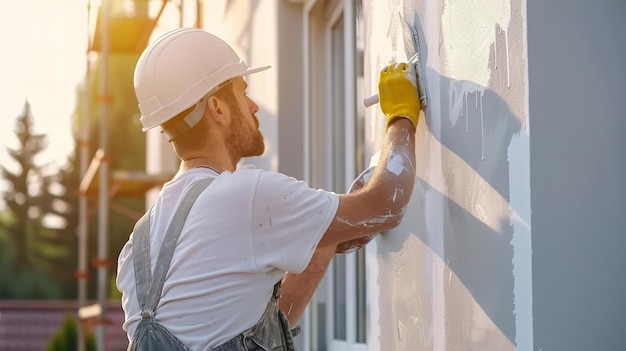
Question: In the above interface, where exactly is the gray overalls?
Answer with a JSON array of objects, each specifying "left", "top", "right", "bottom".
[{"left": 129, "top": 178, "right": 298, "bottom": 351}]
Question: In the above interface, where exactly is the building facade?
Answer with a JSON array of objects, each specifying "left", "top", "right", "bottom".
[{"left": 146, "top": 1, "right": 626, "bottom": 350}]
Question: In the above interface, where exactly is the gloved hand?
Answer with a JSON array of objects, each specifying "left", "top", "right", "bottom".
[{"left": 378, "top": 62, "right": 422, "bottom": 130}]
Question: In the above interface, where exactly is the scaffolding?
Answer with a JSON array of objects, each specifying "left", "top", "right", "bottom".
[{"left": 77, "top": 1, "right": 203, "bottom": 350}]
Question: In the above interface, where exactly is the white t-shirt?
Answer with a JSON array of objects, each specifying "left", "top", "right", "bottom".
[{"left": 116, "top": 166, "right": 339, "bottom": 350}]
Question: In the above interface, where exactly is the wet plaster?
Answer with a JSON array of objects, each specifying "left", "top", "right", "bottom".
[{"left": 365, "top": 0, "right": 530, "bottom": 349}]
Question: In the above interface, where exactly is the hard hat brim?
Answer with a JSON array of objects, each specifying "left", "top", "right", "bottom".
[{"left": 242, "top": 65, "right": 271, "bottom": 76}]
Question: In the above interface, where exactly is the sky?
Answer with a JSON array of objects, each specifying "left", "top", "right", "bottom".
[
  {"left": 0, "top": 1, "right": 88, "bottom": 171},
  {"left": 0, "top": 1, "right": 89, "bottom": 210},
  {"left": 0, "top": 1, "right": 186, "bottom": 210}
]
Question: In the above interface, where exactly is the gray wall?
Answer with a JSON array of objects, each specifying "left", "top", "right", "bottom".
[
  {"left": 276, "top": 1, "right": 304, "bottom": 180},
  {"left": 528, "top": 1, "right": 626, "bottom": 350}
]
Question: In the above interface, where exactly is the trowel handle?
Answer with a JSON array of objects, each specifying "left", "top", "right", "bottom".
[
  {"left": 363, "top": 94, "right": 380, "bottom": 107},
  {"left": 364, "top": 87, "right": 428, "bottom": 109}
]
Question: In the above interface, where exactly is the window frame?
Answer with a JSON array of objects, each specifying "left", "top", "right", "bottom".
[{"left": 302, "top": 1, "right": 367, "bottom": 350}]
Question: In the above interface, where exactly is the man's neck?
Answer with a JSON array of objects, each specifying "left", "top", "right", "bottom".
[{"left": 181, "top": 149, "right": 243, "bottom": 173}]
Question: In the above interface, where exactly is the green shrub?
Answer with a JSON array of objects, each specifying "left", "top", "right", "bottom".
[{"left": 47, "top": 314, "right": 96, "bottom": 351}]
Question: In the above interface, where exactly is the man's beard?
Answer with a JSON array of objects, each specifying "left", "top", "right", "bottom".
[{"left": 227, "top": 107, "right": 265, "bottom": 160}]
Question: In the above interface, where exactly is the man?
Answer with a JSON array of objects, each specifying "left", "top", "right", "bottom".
[{"left": 117, "top": 27, "right": 421, "bottom": 350}]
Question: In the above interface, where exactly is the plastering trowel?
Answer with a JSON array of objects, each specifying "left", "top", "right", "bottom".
[{"left": 364, "top": 20, "right": 428, "bottom": 109}]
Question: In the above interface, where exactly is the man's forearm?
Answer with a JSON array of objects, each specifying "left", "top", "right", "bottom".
[{"left": 279, "top": 245, "right": 336, "bottom": 326}]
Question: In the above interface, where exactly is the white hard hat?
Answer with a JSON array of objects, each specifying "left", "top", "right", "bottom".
[{"left": 134, "top": 27, "right": 270, "bottom": 131}]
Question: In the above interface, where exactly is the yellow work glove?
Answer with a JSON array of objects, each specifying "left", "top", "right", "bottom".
[{"left": 378, "top": 62, "right": 422, "bottom": 130}]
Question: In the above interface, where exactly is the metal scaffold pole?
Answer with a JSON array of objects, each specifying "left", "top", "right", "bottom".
[
  {"left": 76, "top": 1, "right": 194, "bottom": 349},
  {"left": 96, "top": 0, "right": 110, "bottom": 349},
  {"left": 77, "top": 3, "right": 92, "bottom": 351}
]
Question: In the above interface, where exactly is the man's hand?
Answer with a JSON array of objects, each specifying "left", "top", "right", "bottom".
[{"left": 379, "top": 62, "right": 422, "bottom": 130}]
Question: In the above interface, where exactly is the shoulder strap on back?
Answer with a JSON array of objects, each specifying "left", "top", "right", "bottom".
[
  {"left": 132, "top": 209, "right": 153, "bottom": 314},
  {"left": 132, "top": 177, "right": 215, "bottom": 318}
]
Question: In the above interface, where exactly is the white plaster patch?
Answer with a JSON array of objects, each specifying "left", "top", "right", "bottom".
[
  {"left": 441, "top": 0, "right": 510, "bottom": 86},
  {"left": 387, "top": 153, "right": 408, "bottom": 176},
  {"left": 442, "top": 0, "right": 511, "bottom": 127}
]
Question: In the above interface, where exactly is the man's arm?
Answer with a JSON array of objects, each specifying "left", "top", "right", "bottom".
[
  {"left": 318, "top": 117, "right": 416, "bottom": 248},
  {"left": 280, "top": 62, "right": 421, "bottom": 326},
  {"left": 279, "top": 118, "right": 416, "bottom": 326},
  {"left": 278, "top": 245, "right": 336, "bottom": 326}
]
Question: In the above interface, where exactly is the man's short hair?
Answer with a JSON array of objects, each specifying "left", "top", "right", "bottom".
[{"left": 163, "top": 81, "right": 239, "bottom": 151}]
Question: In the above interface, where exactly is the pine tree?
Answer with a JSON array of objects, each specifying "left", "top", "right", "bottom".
[
  {"left": 0, "top": 101, "right": 48, "bottom": 269},
  {"left": 0, "top": 101, "right": 78, "bottom": 298},
  {"left": 37, "top": 146, "right": 81, "bottom": 297}
]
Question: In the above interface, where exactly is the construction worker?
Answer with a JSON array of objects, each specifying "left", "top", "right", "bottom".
[{"left": 116, "top": 28, "right": 421, "bottom": 350}]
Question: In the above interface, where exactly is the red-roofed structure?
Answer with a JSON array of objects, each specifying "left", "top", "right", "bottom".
[{"left": 0, "top": 300, "right": 127, "bottom": 350}]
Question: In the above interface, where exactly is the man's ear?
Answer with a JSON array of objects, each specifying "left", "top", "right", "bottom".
[{"left": 206, "top": 96, "right": 228, "bottom": 125}]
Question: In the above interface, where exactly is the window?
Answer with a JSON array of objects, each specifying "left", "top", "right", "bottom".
[{"left": 304, "top": 0, "right": 366, "bottom": 350}]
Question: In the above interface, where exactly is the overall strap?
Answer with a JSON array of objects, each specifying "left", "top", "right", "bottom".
[
  {"left": 132, "top": 177, "right": 215, "bottom": 319},
  {"left": 132, "top": 210, "right": 153, "bottom": 317}
]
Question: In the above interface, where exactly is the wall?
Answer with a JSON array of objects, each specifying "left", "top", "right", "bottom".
[
  {"left": 528, "top": 1, "right": 626, "bottom": 350},
  {"left": 364, "top": 1, "right": 530, "bottom": 349}
]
